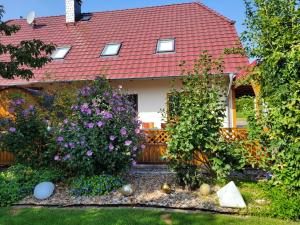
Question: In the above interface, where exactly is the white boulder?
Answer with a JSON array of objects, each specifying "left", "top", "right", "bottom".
[
  {"left": 217, "top": 181, "right": 246, "bottom": 208},
  {"left": 34, "top": 182, "right": 55, "bottom": 200}
]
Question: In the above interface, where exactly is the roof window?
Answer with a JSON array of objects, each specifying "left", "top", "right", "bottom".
[
  {"left": 157, "top": 38, "right": 175, "bottom": 53},
  {"left": 81, "top": 14, "right": 92, "bottom": 21},
  {"left": 101, "top": 43, "right": 122, "bottom": 56},
  {"left": 51, "top": 46, "right": 71, "bottom": 60}
]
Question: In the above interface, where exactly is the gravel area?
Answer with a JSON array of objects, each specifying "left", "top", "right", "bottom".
[{"left": 17, "top": 169, "right": 238, "bottom": 213}]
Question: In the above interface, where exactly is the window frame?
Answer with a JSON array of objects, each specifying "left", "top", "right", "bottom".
[
  {"left": 51, "top": 46, "right": 71, "bottom": 60},
  {"left": 101, "top": 43, "right": 122, "bottom": 57},
  {"left": 156, "top": 38, "right": 176, "bottom": 54}
]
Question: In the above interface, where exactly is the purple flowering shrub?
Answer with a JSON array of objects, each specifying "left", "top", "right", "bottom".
[
  {"left": 53, "top": 78, "right": 144, "bottom": 176},
  {"left": 0, "top": 99, "right": 51, "bottom": 168}
]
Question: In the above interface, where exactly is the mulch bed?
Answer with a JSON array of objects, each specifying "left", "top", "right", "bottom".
[{"left": 16, "top": 171, "right": 239, "bottom": 213}]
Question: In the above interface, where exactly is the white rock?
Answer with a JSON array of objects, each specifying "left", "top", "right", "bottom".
[
  {"left": 217, "top": 181, "right": 246, "bottom": 208},
  {"left": 120, "top": 184, "right": 134, "bottom": 196},
  {"left": 34, "top": 182, "right": 55, "bottom": 200}
]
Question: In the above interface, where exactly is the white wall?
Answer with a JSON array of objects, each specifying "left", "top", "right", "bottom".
[
  {"left": 111, "top": 78, "right": 182, "bottom": 129},
  {"left": 111, "top": 78, "right": 233, "bottom": 128}
]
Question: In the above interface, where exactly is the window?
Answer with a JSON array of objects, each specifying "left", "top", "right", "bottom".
[
  {"left": 126, "top": 94, "right": 138, "bottom": 111},
  {"left": 157, "top": 38, "right": 175, "bottom": 53},
  {"left": 51, "top": 46, "right": 71, "bottom": 60},
  {"left": 101, "top": 43, "right": 122, "bottom": 56},
  {"left": 81, "top": 14, "right": 92, "bottom": 21}
]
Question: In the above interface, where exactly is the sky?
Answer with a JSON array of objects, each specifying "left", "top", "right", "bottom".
[{"left": 0, "top": 0, "right": 247, "bottom": 36}]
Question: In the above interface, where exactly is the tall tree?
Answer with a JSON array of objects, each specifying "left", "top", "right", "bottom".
[
  {"left": 242, "top": 0, "right": 300, "bottom": 189},
  {"left": 0, "top": 5, "right": 55, "bottom": 80}
]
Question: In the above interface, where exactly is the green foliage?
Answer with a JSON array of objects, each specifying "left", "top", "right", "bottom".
[
  {"left": 0, "top": 5, "right": 55, "bottom": 80},
  {"left": 0, "top": 164, "right": 61, "bottom": 207},
  {"left": 70, "top": 175, "right": 124, "bottom": 196},
  {"left": 0, "top": 99, "right": 52, "bottom": 168},
  {"left": 242, "top": 0, "right": 300, "bottom": 189},
  {"left": 236, "top": 96, "right": 255, "bottom": 118},
  {"left": 52, "top": 78, "right": 144, "bottom": 176},
  {"left": 166, "top": 53, "right": 245, "bottom": 188},
  {"left": 239, "top": 182, "right": 300, "bottom": 221}
]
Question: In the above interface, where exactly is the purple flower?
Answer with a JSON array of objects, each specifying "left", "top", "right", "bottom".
[
  {"left": 141, "top": 144, "right": 146, "bottom": 149},
  {"left": 9, "top": 127, "right": 16, "bottom": 133},
  {"left": 95, "top": 108, "right": 101, "bottom": 115},
  {"left": 109, "top": 143, "right": 114, "bottom": 151},
  {"left": 133, "top": 146, "right": 138, "bottom": 152},
  {"left": 124, "top": 140, "right": 132, "bottom": 146},
  {"left": 101, "top": 111, "right": 113, "bottom": 119},
  {"left": 80, "top": 103, "right": 90, "bottom": 114},
  {"left": 132, "top": 160, "right": 137, "bottom": 166},
  {"left": 54, "top": 155, "right": 60, "bottom": 161},
  {"left": 135, "top": 128, "right": 141, "bottom": 134},
  {"left": 71, "top": 105, "right": 78, "bottom": 110},
  {"left": 63, "top": 154, "right": 71, "bottom": 161},
  {"left": 64, "top": 143, "right": 69, "bottom": 148},
  {"left": 13, "top": 98, "right": 25, "bottom": 106},
  {"left": 109, "top": 135, "right": 116, "bottom": 141},
  {"left": 28, "top": 105, "right": 34, "bottom": 110},
  {"left": 97, "top": 121, "right": 104, "bottom": 127},
  {"left": 69, "top": 142, "right": 75, "bottom": 149},
  {"left": 64, "top": 119, "right": 68, "bottom": 124},
  {"left": 80, "top": 86, "right": 92, "bottom": 96},
  {"left": 86, "top": 108, "right": 92, "bottom": 115},
  {"left": 87, "top": 122, "right": 94, "bottom": 129},
  {"left": 57, "top": 136, "right": 64, "bottom": 142},
  {"left": 120, "top": 127, "right": 127, "bottom": 136},
  {"left": 86, "top": 150, "right": 93, "bottom": 157}
]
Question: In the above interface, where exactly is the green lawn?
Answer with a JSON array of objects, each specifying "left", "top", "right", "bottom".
[{"left": 0, "top": 208, "right": 298, "bottom": 225}]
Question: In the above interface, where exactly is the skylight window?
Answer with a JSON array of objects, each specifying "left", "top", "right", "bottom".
[
  {"left": 51, "top": 46, "right": 71, "bottom": 60},
  {"left": 157, "top": 39, "right": 175, "bottom": 53},
  {"left": 101, "top": 43, "right": 122, "bottom": 56},
  {"left": 81, "top": 14, "right": 92, "bottom": 21}
]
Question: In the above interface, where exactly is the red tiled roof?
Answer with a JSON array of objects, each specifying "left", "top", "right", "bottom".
[
  {"left": 235, "top": 60, "right": 257, "bottom": 79},
  {"left": 0, "top": 2, "right": 249, "bottom": 86}
]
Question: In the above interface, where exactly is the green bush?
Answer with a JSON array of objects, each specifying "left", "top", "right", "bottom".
[
  {"left": 0, "top": 164, "right": 61, "bottom": 207},
  {"left": 236, "top": 96, "right": 254, "bottom": 118},
  {"left": 52, "top": 78, "right": 144, "bottom": 176},
  {"left": 0, "top": 99, "right": 52, "bottom": 168},
  {"left": 166, "top": 54, "right": 246, "bottom": 189},
  {"left": 70, "top": 175, "right": 124, "bottom": 196}
]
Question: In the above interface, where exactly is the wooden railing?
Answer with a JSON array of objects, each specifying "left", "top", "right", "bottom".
[
  {"left": 137, "top": 128, "right": 248, "bottom": 164},
  {"left": 0, "top": 128, "right": 248, "bottom": 166}
]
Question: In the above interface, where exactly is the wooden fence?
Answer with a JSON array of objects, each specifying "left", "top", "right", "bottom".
[
  {"left": 0, "top": 128, "right": 248, "bottom": 165},
  {"left": 137, "top": 128, "right": 248, "bottom": 164}
]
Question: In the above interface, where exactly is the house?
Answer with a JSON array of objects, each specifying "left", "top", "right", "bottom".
[{"left": 0, "top": 0, "right": 249, "bottom": 129}]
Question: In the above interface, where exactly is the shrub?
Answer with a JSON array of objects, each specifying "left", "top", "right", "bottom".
[
  {"left": 0, "top": 99, "right": 52, "bottom": 168},
  {"left": 166, "top": 54, "right": 246, "bottom": 189},
  {"left": 52, "top": 77, "right": 144, "bottom": 176},
  {"left": 0, "top": 164, "right": 61, "bottom": 207},
  {"left": 70, "top": 175, "right": 124, "bottom": 196}
]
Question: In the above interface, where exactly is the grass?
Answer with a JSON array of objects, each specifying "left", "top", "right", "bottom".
[{"left": 0, "top": 207, "right": 298, "bottom": 225}]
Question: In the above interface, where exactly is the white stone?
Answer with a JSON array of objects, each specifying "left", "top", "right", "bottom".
[
  {"left": 34, "top": 182, "right": 55, "bottom": 200},
  {"left": 217, "top": 181, "right": 246, "bottom": 208},
  {"left": 120, "top": 184, "right": 133, "bottom": 196}
]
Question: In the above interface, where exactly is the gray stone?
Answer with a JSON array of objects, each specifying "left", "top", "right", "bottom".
[
  {"left": 217, "top": 181, "right": 246, "bottom": 208},
  {"left": 34, "top": 182, "right": 55, "bottom": 200},
  {"left": 120, "top": 184, "right": 134, "bottom": 196},
  {"left": 199, "top": 183, "right": 211, "bottom": 196}
]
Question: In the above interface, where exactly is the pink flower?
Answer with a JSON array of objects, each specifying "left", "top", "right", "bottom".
[
  {"left": 109, "top": 143, "right": 114, "bottom": 151},
  {"left": 109, "top": 135, "right": 116, "bottom": 141},
  {"left": 54, "top": 155, "right": 60, "bottom": 161},
  {"left": 135, "top": 128, "right": 141, "bottom": 134},
  {"left": 141, "top": 144, "right": 146, "bottom": 149},
  {"left": 118, "top": 85, "right": 123, "bottom": 89},
  {"left": 97, "top": 121, "right": 104, "bottom": 127},
  {"left": 86, "top": 150, "right": 93, "bottom": 157},
  {"left": 124, "top": 140, "right": 132, "bottom": 146},
  {"left": 120, "top": 127, "right": 127, "bottom": 136}
]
